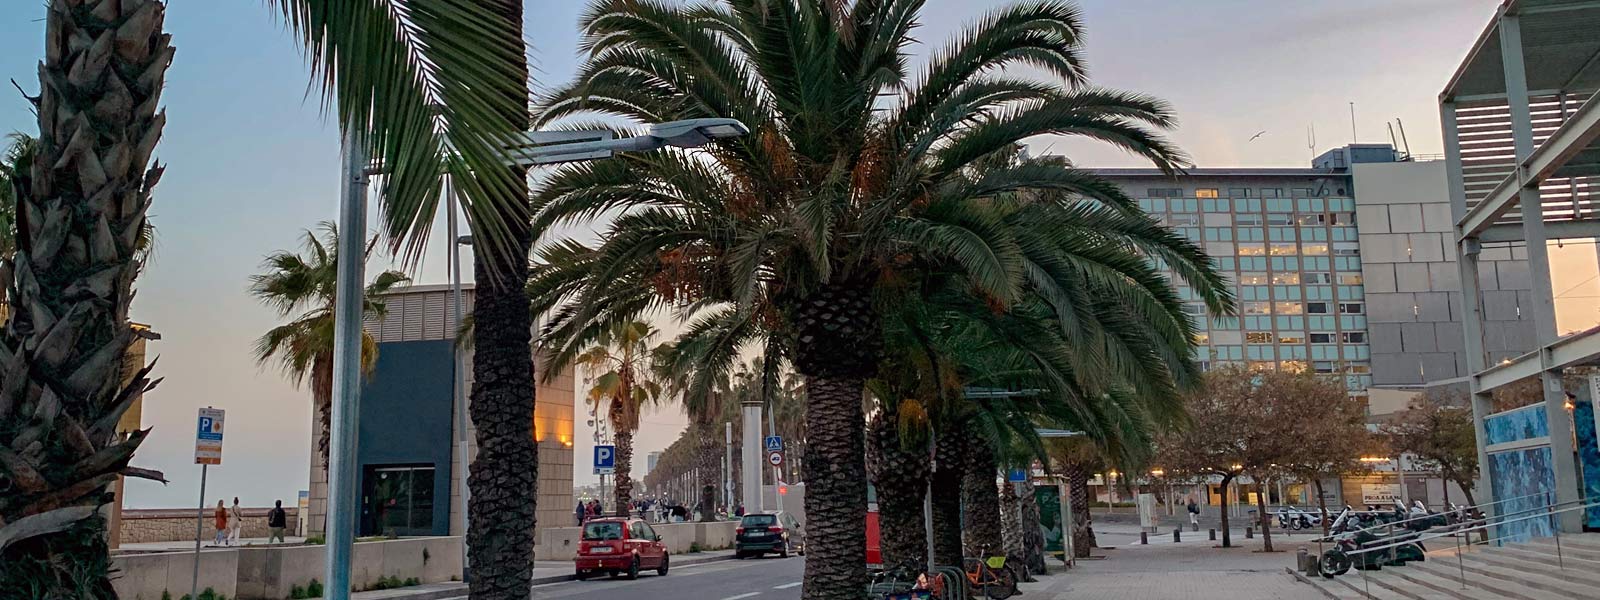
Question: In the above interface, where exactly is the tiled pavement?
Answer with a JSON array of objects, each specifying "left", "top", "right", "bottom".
[{"left": 1021, "top": 525, "right": 1323, "bottom": 600}]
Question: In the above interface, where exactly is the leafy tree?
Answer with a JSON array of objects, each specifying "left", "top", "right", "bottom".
[
  {"left": 0, "top": 1, "right": 172, "bottom": 596},
  {"left": 1383, "top": 388, "right": 1480, "bottom": 507},
  {"left": 251, "top": 222, "right": 409, "bottom": 475},
  {"left": 529, "top": 1, "right": 1228, "bottom": 594},
  {"left": 572, "top": 320, "right": 667, "bottom": 514},
  {"left": 1284, "top": 385, "right": 1378, "bottom": 534}
]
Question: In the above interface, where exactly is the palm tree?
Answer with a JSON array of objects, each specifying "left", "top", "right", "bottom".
[
  {"left": 266, "top": 2, "right": 539, "bottom": 595},
  {"left": 653, "top": 341, "right": 738, "bottom": 522},
  {"left": 0, "top": 1, "right": 171, "bottom": 594},
  {"left": 570, "top": 320, "right": 666, "bottom": 515},
  {"left": 251, "top": 222, "right": 409, "bottom": 477},
  {"left": 529, "top": 1, "right": 1229, "bottom": 595}
]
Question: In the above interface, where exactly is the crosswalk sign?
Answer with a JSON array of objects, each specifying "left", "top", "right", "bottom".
[{"left": 764, "top": 435, "right": 783, "bottom": 453}]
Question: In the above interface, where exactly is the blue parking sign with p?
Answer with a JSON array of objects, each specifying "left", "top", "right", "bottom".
[
  {"left": 764, "top": 435, "right": 782, "bottom": 453},
  {"left": 594, "top": 445, "right": 616, "bottom": 474}
]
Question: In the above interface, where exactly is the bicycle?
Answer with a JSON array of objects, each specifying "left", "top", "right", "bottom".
[
  {"left": 960, "top": 546, "right": 1016, "bottom": 600},
  {"left": 868, "top": 559, "right": 934, "bottom": 600}
]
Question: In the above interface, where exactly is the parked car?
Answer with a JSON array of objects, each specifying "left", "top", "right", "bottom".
[
  {"left": 735, "top": 511, "right": 805, "bottom": 559},
  {"left": 575, "top": 518, "right": 669, "bottom": 580}
]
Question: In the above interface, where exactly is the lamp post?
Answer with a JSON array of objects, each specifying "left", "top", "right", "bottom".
[{"left": 324, "top": 118, "right": 749, "bottom": 599}]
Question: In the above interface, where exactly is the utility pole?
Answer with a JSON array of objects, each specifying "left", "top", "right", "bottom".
[{"left": 725, "top": 422, "right": 734, "bottom": 511}]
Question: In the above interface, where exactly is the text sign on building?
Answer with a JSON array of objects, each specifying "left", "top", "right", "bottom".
[
  {"left": 764, "top": 435, "right": 782, "bottom": 453},
  {"left": 594, "top": 445, "right": 616, "bottom": 475},
  {"left": 1361, "top": 483, "right": 1400, "bottom": 505},
  {"left": 194, "top": 407, "right": 225, "bottom": 465}
]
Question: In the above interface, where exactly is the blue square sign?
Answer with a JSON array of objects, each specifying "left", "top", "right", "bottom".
[
  {"left": 764, "top": 435, "right": 783, "bottom": 453},
  {"left": 593, "top": 445, "right": 616, "bottom": 475}
]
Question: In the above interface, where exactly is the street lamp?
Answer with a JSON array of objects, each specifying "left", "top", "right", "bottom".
[{"left": 324, "top": 118, "right": 749, "bottom": 599}]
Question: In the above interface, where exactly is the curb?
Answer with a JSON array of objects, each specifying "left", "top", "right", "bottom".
[
  {"left": 353, "top": 552, "right": 740, "bottom": 599},
  {"left": 529, "top": 552, "right": 741, "bottom": 586}
]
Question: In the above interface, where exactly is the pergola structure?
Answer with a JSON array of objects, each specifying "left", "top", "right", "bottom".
[{"left": 1441, "top": 0, "right": 1600, "bottom": 533}]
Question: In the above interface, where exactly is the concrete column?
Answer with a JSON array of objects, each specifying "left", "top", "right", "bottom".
[
  {"left": 741, "top": 399, "right": 762, "bottom": 513},
  {"left": 1500, "top": 14, "right": 1581, "bottom": 532}
]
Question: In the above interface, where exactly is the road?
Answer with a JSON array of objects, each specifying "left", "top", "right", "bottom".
[{"left": 527, "top": 555, "right": 804, "bottom": 600}]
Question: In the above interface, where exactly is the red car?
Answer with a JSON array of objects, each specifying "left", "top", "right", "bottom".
[{"left": 575, "top": 518, "right": 670, "bottom": 580}]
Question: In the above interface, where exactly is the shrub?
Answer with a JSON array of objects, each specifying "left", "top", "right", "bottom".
[
  {"left": 289, "top": 584, "right": 307, "bottom": 599},
  {"left": 403, "top": 577, "right": 420, "bottom": 587},
  {"left": 162, "top": 592, "right": 172, "bottom": 600},
  {"left": 307, "top": 579, "right": 324, "bottom": 598},
  {"left": 304, "top": 535, "right": 325, "bottom": 545},
  {"left": 688, "top": 542, "right": 703, "bottom": 553}
]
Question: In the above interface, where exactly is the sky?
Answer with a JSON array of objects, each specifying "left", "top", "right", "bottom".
[{"left": 0, "top": 0, "right": 1507, "bottom": 508}]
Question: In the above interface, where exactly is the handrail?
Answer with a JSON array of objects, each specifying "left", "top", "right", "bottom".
[
  {"left": 1324, "top": 496, "right": 1572, "bottom": 546},
  {"left": 1310, "top": 491, "right": 1561, "bottom": 542},
  {"left": 1344, "top": 498, "right": 1600, "bottom": 557}
]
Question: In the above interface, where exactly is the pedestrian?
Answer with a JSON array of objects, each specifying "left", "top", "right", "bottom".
[
  {"left": 213, "top": 500, "right": 228, "bottom": 546},
  {"left": 576, "top": 499, "right": 587, "bottom": 525},
  {"left": 267, "top": 500, "right": 288, "bottom": 543},
  {"left": 735, "top": 503, "right": 744, "bottom": 517},
  {"left": 228, "top": 497, "right": 244, "bottom": 545},
  {"left": 1187, "top": 496, "right": 1201, "bottom": 528}
]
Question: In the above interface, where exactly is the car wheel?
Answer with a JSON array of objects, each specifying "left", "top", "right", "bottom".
[
  {"left": 626, "top": 557, "right": 641, "bottom": 580},
  {"left": 575, "top": 570, "right": 589, "bottom": 581},
  {"left": 779, "top": 542, "right": 789, "bottom": 559},
  {"left": 657, "top": 554, "right": 670, "bottom": 576},
  {"left": 734, "top": 550, "right": 745, "bottom": 560}
]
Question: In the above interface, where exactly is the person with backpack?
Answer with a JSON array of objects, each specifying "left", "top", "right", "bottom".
[
  {"left": 1187, "top": 496, "right": 1202, "bottom": 529},
  {"left": 267, "top": 500, "right": 288, "bottom": 543}
]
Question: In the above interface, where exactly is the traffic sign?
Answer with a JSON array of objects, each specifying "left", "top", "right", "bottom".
[
  {"left": 1007, "top": 468, "right": 1027, "bottom": 483},
  {"left": 194, "top": 407, "right": 225, "bottom": 465},
  {"left": 594, "top": 445, "right": 616, "bottom": 475},
  {"left": 768, "top": 451, "right": 783, "bottom": 466},
  {"left": 764, "top": 435, "right": 783, "bottom": 453}
]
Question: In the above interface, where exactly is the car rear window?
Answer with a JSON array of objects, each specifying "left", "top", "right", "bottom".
[
  {"left": 583, "top": 522, "right": 624, "bottom": 540},
  {"left": 740, "top": 514, "right": 777, "bottom": 526}
]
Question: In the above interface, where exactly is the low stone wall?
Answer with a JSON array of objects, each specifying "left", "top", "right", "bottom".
[
  {"left": 696, "top": 521, "right": 737, "bottom": 550},
  {"left": 121, "top": 508, "right": 300, "bottom": 544},
  {"left": 534, "top": 521, "right": 735, "bottom": 561},
  {"left": 111, "top": 536, "right": 460, "bottom": 600}
]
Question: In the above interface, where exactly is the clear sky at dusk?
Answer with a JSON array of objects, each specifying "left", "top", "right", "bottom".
[{"left": 0, "top": 0, "right": 1503, "bottom": 507}]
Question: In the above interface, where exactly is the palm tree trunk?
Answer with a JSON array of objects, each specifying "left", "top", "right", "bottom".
[
  {"left": 313, "top": 352, "right": 333, "bottom": 470},
  {"left": 930, "top": 430, "right": 965, "bottom": 567},
  {"left": 1019, "top": 485, "right": 1047, "bottom": 575},
  {"left": 962, "top": 436, "right": 1004, "bottom": 556},
  {"left": 867, "top": 405, "right": 929, "bottom": 571},
  {"left": 0, "top": 0, "right": 170, "bottom": 595},
  {"left": 614, "top": 427, "right": 634, "bottom": 516},
  {"left": 696, "top": 424, "right": 719, "bottom": 522},
  {"left": 798, "top": 373, "right": 870, "bottom": 600},
  {"left": 464, "top": 2, "right": 536, "bottom": 597},
  {"left": 1062, "top": 461, "right": 1094, "bottom": 558}
]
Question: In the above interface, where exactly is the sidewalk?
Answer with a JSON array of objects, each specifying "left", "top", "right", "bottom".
[
  {"left": 1022, "top": 532, "right": 1324, "bottom": 599},
  {"left": 116, "top": 536, "right": 309, "bottom": 553},
  {"left": 350, "top": 549, "right": 739, "bottom": 599}
]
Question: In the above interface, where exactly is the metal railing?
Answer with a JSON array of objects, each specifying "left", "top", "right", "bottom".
[{"left": 1309, "top": 490, "right": 1556, "bottom": 543}]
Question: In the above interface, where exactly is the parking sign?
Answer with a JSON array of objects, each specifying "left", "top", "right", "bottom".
[
  {"left": 594, "top": 445, "right": 616, "bottom": 475},
  {"left": 194, "top": 407, "right": 225, "bottom": 465}
]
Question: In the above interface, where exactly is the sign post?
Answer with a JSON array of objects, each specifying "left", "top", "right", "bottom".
[
  {"left": 764, "top": 435, "right": 784, "bottom": 512},
  {"left": 192, "top": 407, "right": 224, "bottom": 600}
]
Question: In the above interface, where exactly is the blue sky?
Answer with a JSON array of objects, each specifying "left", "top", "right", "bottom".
[{"left": 0, "top": 0, "right": 1501, "bottom": 508}]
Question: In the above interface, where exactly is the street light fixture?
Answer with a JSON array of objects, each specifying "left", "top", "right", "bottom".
[{"left": 502, "top": 118, "right": 750, "bottom": 167}]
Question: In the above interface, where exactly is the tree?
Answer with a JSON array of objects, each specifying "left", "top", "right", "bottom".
[
  {"left": 1284, "top": 386, "right": 1378, "bottom": 534},
  {"left": 653, "top": 341, "right": 737, "bottom": 523},
  {"left": 529, "top": 2, "right": 1224, "bottom": 595},
  {"left": 0, "top": 1, "right": 171, "bottom": 595},
  {"left": 1383, "top": 388, "right": 1480, "bottom": 507},
  {"left": 251, "top": 222, "right": 409, "bottom": 476},
  {"left": 1047, "top": 438, "right": 1105, "bottom": 558},
  {"left": 571, "top": 320, "right": 666, "bottom": 514},
  {"left": 266, "top": 1, "right": 540, "bottom": 595}
]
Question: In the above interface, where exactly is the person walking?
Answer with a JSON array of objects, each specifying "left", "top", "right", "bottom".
[
  {"left": 213, "top": 500, "right": 228, "bottom": 546},
  {"left": 228, "top": 497, "right": 244, "bottom": 545},
  {"left": 576, "top": 499, "right": 587, "bottom": 525},
  {"left": 267, "top": 500, "right": 288, "bottom": 543},
  {"left": 1187, "top": 496, "right": 1201, "bottom": 529}
]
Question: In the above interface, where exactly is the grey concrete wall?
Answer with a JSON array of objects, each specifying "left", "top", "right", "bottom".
[
  {"left": 110, "top": 549, "right": 239, "bottom": 600},
  {"left": 113, "top": 537, "right": 462, "bottom": 600}
]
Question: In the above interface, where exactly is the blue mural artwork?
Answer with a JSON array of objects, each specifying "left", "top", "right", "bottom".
[
  {"left": 1487, "top": 446, "right": 1556, "bottom": 543},
  {"left": 1484, "top": 404, "right": 1549, "bottom": 446},
  {"left": 1576, "top": 401, "right": 1600, "bottom": 529}
]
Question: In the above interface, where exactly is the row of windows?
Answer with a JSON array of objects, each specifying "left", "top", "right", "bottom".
[
  {"left": 1236, "top": 287, "right": 1364, "bottom": 302},
  {"left": 1197, "top": 360, "right": 1372, "bottom": 375},
  {"left": 1198, "top": 345, "right": 1370, "bottom": 361},
  {"left": 1236, "top": 273, "right": 1363, "bottom": 286},
  {"left": 1201, "top": 315, "right": 1368, "bottom": 331},
  {"left": 1195, "top": 226, "right": 1359, "bottom": 243},
  {"left": 1237, "top": 331, "right": 1366, "bottom": 344},
  {"left": 1138, "top": 197, "right": 1357, "bottom": 213},
  {"left": 1237, "top": 301, "right": 1365, "bottom": 315},
  {"left": 1210, "top": 256, "right": 1363, "bottom": 271}
]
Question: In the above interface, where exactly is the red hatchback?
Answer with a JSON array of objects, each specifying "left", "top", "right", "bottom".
[{"left": 575, "top": 518, "right": 669, "bottom": 580}]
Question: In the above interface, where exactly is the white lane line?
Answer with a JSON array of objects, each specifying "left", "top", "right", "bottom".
[
  {"left": 773, "top": 582, "right": 802, "bottom": 590},
  {"left": 721, "top": 593, "right": 762, "bottom": 600}
]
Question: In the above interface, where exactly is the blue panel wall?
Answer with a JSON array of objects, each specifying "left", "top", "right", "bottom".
[
  {"left": 358, "top": 339, "right": 454, "bottom": 536},
  {"left": 1487, "top": 446, "right": 1556, "bottom": 543},
  {"left": 1576, "top": 400, "right": 1600, "bottom": 529},
  {"left": 1484, "top": 405, "right": 1549, "bottom": 446}
]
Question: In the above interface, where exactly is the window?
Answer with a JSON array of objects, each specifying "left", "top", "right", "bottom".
[
  {"left": 1304, "top": 273, "right": 1332, "bottom": 284},
  {"left": 1238, "top": 272, "right": 1268, "bottom": 285},
  {"left": 1339, "top": 274, "right": 1363, "bottom": 285},
  {"left": 1279, "top": 334, "right": 1305, "bottom": 344},
  {"left": 1245, "top": 332, "right": 1273, "bottom": 344},
  {"left": 1339, "top": 302, "right": 1365, "bottom": 315},
  {"left": 1309, "top": 332, "right": 1336, "bottom": 344},
  {"left": 1235, "top": 214, "right": 1264, "bottom": 226},
  {"left": 1271, "top": 272, "right": 1300, "bottom": 285},
  {"left": 1301, "top": 243, "right": 1329, "bottom": 255},
  {"left": 1195, "top": 188, "right": 1219, "bottom": 198},
  {"left": 583, "top": 521, "right": 625, "bottom": 540},
  {"left": 1167, "top": 213, "right": 1199, "bottom": 226},
  {"left": 362, "top": 465, "right": 436, "bottom": 537},
  {"left": 1296, "top": 214, "right": 1327, "bottom": 226},
  {"left": 1344, "top": 363, "right": 1372, "bottom": 374},
  {"left": 1292, "top": 187, "right": 1316, "bottom": 196},
  {"left": 1248, "top": 361, "right": 1277, "bottom": 372},
  {"left": 740, "top": 514, "right": 778, "bottom": 527},
  {"left": 1261, "top": 188, "right": 1282, "bottom": 198},
  {"left": 1332, "top": 242, "right": 1361, "bottom": 256},
  {"left": 1306, "top": 302, "right": 1331, "bottom": 314},
  {"left": 1342, "top": 332, "right": 1367, "bottom": 344},
  {"left": 1270, "top": 243, "right": 1298, "bottom": 256},
  {"left": 1313, "top": 361, "right": 1337, "bottom": 373},
  {"left": 1194, "top": 332, "right": 1210, "bottom": 345},
  {"left": 1147, "top": 188, "right": 1180, "bottom": 198},
  {"left": 1330, "top": 212, "right": 1355, "bottom": 225},
  {"left": 1275, "top": 302, "right": 1303, "bottom": 315},
  {"left": 1243, "top": 302, "right": 1271, "bottom": 315},
  {"left": 1237, "top": 243, "right": 1266, "bottom": 256},
  {"left": 1180, "top": 303, "right": 1206, "bottom": 316},
  {"left": 1227, "top": 188, "right": 1251, "bottom": 197},
  {"left": 1267, "top": 213, "right": 1294, "bottom": 226}
]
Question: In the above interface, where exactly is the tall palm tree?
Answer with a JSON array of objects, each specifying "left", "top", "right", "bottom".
[
  {"left": 653, "top": 340, "right": 738, "bottom": 522},
  {"left": 251, "top": 222, "right": 409, "bottom": 475},
  {"left": 0, "top": 1, "right": 171, "bottom": 595},
  {"left": 266, "top": 2, "right": 538, "bottom": 595},
  {"left": 530, "top": 1, "right": 1229, "bottom": 595},
  {"left": 570, "top": 320, "right": 666, "bottom": 514}
]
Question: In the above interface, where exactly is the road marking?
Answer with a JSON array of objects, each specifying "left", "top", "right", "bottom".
[
  {"left": 773, "top": 582, "right": 801, "bottom": 589},
  {"left": 721, "top": 593, "right": 762, "bottom": 600}
]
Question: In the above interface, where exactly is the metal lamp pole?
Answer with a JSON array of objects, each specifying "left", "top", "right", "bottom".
[{"left": 447, "top": 179, "right": 470, "bottom": 581}]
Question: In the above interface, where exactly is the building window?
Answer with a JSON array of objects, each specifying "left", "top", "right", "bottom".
[
  {"left": 1275, "top": 302, "right": 1303, "bottom": 315},
  {"left": 1235, "top": 214, "right": 1264, "bottom": 226},
  {"left": 1313, "top": 361, "right": 1337, "bottom": 373},
  {"left": 1271, "top": 272, "right": 1300, "bottom": 285},
  {"left": 1194, "top": 333, "right": 1210, "bottom": 345},
  {"left": 1248, "top": 361, "right": 1277, "bottom": 372},
  {"left": 1269, "top": 243, "right": 1298, "bottom": 256},
  {"left": 1332, "top": 242, "right": 1360, "bottom": 256},
  {"left": 1196, "top": 188, "right": 1219, "bottom": 198},
  {"left": 1339, "top": 274, "right": 1363, "bottom": 285},
  {"left": 1296, "top": 214, "right": 1327, "bottom": 226},
  {"left": 1309, "top": 332, "right": 1336, "bottom": 344},
  {"left": 1344, "top": 363, "right": 1372, "bottom": 374},
  {"left": 1180, "top": 303, "right": 1206, "bottom": 316},
  {"left": 1168, "top": 213, "right": 1199, "bottom": 226},
  {"left": 1339, "top": 302, "right": 1364, "bottom": 315},
  {"left": 1304, "top": 273, "right": 1332, "bottom": 284},
  {"left": 1243, "top": 302, "right": 1271, "bottom": 315},
  {"left": 1301, "top": 243, "right": 1329, "bottom": 255},
  {"left": 1279, "top": 334, "right": 1305, "bottom": 344},
  {"left": 1245, "top": 332, "right": 1273, "bottom": 344},
  {"left": 1306, "top": 302, "right": 1331, "bottom": 314},
  {"left": 1330, "top": 212, "right": 1355, "bottom": 225},
  {"left": 1292, "top": 187, "right": 1316, "bottom": 196},
  {"left": 1227, "top": 188, "right": 1251, "bottom": 197},
  {"left": 1238, "top": 243, "right": 1267, "bottom": 256},
  {"left": 1261, "top": 188, "right": 1282, "bottom": 198},
  {"left": 1342, "top": 332, "right": 1367, "bottom": 343},
  {"left": 361, "top": 465, "right": 436, "bottom": 536},
  {"left": 1238, "top": 272, "right": 1268, "bottom": 285},
  {"left": 1266, "top": 213, "right": 1294, "bottom": 226},
  {"left": 1280, "top": 360, "right": 1309, "bottom": 373}
]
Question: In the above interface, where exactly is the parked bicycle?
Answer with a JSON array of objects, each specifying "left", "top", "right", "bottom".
[
  {"left": 961, "top": 545, "right": 1016, "bottom": 600},
  {"left": 869, "top": 560, "right": 933, "bottom": 600}
]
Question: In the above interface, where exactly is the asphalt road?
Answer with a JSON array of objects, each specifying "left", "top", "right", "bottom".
[{"left": 529, "top": 554, "right": 805, "bottom": 600}]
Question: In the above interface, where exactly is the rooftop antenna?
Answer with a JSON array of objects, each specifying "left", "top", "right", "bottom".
[
  {"left": 1388, "top": 121, "right": 1400, "bottom": 154},
  {"left": 1349, "top": 102, "right": 1358, "bottom": 144},
  {"left": 1396, "top": 118, "right": 1413, "bottom": 158},
  {"left": 1307, "top": 123, "right": 1317, "bottom": 163}
]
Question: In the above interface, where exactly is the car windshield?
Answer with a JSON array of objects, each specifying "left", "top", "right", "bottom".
[
  {"left": 583, "top": 522, "right": 624, "bottom": 540},
  {"left": 741, "top": 514, "right": 777, "bottom": 526}
]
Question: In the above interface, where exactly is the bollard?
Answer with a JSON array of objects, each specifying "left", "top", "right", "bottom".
[
  {"left": 1173, "top": 529, "right": 1181, "bottom": 543},
  {"left": 1140, "top": 531, "right": 1148, "bottom": 545},
  {"left": 1297, "top": 548, "right": 1312, "bottom": 575},
  {"left": 1246, "top": 526, "right": 1254, "bottom": 539},
  {"left": 1209, "top": 529, "right": 1216, "bottom": 541},
  {"left": 1192, "top": 523, "right": 1199, "bottom": 532}
]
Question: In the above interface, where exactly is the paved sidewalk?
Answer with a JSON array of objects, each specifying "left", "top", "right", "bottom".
[
  {"left": 352, "top": 549, "right": 739, "bottom": 599},
  {"left": 1022, "top": 533, "right": 1324, "bottom": 600}
]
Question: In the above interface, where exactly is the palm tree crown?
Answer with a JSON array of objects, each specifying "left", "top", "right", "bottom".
[{"left": 572, "top": 320, "right": 666, "bottom": 514}]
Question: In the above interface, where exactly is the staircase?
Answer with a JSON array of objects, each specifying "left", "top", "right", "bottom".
[{"left": 1291, "top": 533, "right": 1600, "bottom": 599}]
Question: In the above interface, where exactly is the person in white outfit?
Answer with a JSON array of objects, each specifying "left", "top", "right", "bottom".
[{"left": 228, "top": 497, "right": 244, "bottom": 545}]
